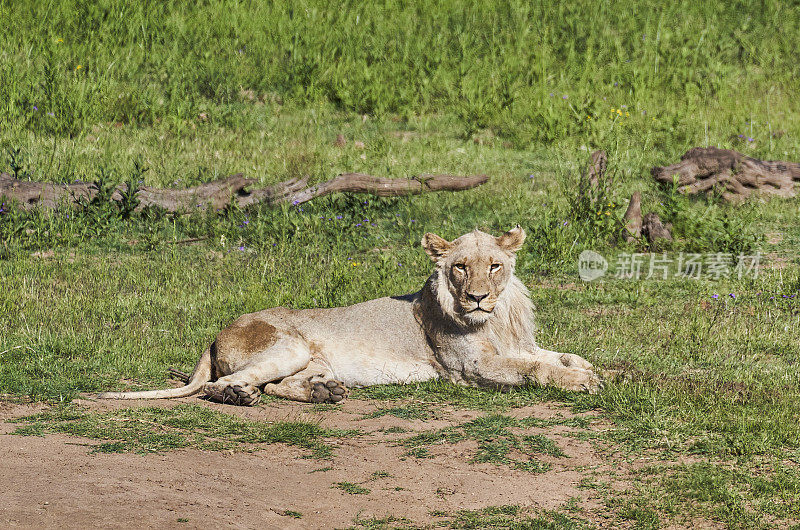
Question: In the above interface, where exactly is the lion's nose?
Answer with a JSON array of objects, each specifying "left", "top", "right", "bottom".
[{"left": 467, "top": 293, "right": 489, "bottom": 304}]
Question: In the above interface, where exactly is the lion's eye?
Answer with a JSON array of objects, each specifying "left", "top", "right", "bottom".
[
  {"left": 490, "top": 263, "right": 502, "bottom": 272},
  {"left": 453, "top": 264, "right": 466, "bottom": 273}
]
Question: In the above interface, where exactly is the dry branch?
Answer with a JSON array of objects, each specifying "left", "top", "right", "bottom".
[
  {"left": 0, "top": 172, "right": 488, "bottom": 212},
  {"left": 651, "top": 146, "right": 800, "bottom": 200}
]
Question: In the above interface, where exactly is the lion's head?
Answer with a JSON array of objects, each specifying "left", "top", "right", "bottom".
[{"left": 421, "top": 227, "right": 529, "bottom": 327}]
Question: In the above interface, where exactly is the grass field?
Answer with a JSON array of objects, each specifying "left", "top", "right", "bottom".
[{"left": 2, "top": 1, "right": 800, "bottom": 527}]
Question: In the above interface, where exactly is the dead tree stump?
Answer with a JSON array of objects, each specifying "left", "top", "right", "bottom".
[
  {"left": 641, "top": 213, "right": 672, "bottom": 243},
  {"left": 621, "top": 191, "right": 642, "bottom": 242},
  {"left": 651, "top": 146, "right": 800, "bottom": 200}
]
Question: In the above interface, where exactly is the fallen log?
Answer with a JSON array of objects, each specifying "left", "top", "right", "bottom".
[
  {"left": 652, "top": 146, "right": 800, "bottom": 200},
  {"left": 0, "top": 172, "right": 488, "bottom": 212},
  {"left": 283, "top": 173, "right": 489, "bottom": 205}
]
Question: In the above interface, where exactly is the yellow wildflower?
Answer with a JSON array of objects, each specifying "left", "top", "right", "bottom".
[
  {"left": 75, "top": 65, "right": 83, "bottom": 70},
  {"left": 56, "top": 38, "right": 63, "bottom": 43}
]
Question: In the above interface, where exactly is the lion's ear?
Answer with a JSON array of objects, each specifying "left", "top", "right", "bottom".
[
  {"left": 421, "top": 233, "right": 454, "bottom": 261},
  {"left": 496, "top": 225, "right": 526, "bottom": 253}
]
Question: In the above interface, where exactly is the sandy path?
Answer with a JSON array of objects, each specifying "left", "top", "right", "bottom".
[{"left": 0, "top": 398, "right": 614, "bottom": 528}]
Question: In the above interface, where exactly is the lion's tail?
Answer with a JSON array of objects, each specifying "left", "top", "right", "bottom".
[{"left": 97, "top": 347, "right": 212, "bottom": 400}]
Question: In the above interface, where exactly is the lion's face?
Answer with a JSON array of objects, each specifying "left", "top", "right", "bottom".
[{"left": 422, "top": 227, "right": 526, "bottom": 325}]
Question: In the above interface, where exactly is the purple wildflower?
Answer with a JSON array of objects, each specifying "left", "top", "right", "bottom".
[
  {"left": 355, "top": 223, "right": 362, "bottom": 227},
  {"left": 33, "top": 106, "right": 38, "bottom": 111},
  {"left": 729, "top": 293, "right": 736, "bottom": 299},
  {"left": 292, "top": 200, "right": 300, "bottom": 205},
  {"left": 711, "top": 294, "right": 719, "bottom": 299},
  {"left": 562, "top": 95, "right": 568, "bottom": 99},
  {"left": 336, "top": 215, "right": 343, "bottom": 220}
]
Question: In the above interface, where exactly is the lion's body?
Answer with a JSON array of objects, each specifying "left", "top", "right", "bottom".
[{"left": 98, "top": 228, "right": 601, "bottom": 405}]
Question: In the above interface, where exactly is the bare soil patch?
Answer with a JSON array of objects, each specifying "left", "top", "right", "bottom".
[{"left": 0, "top": 397, "right": 627, "bottom": 528}]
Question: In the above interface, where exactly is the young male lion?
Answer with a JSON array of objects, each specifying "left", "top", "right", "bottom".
[{"left": 99, "top": 227, "right": 602, "bottom": 405}]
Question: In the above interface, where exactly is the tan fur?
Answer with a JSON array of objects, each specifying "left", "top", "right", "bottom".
[{"left": 98, "top": 227, "right": 601, "bottom": 406}]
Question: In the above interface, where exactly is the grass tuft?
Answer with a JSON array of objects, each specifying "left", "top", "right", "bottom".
[{"left": 11, "top": 404, "right": 358, "bottom": 457}]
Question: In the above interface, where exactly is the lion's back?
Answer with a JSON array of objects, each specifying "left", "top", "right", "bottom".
[{"left": 251, "top": 293, "right": 438, "bottom": 386}]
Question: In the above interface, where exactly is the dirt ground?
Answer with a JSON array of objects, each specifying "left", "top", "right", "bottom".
[{"left": 0, "top": 396, "right": 627, "bottom": 529}]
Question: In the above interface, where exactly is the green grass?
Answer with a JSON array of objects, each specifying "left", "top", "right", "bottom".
[
  {"left": 431, "top": 505, "right": 593, "bottom": 530},
  {"left": 333, "top": 481, "right": 371, "bottom": 495},
  {"left": 613, "top": 462, "right": 800, "bottom": 530},
  {"left": 400, "top": 414, "right": 571, "bottom": 473},
  {"left": 10, "top": 404, "right": 358, "bottom": 457},
  {"left": 3, "top": 0, "right": 800, "bottom": 150},
  {"left": 2, "top": 1, "right": 800, "bottom": 527}
]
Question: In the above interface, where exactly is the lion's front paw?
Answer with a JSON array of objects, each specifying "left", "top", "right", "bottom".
[
  {"left": 310, "top": 380, "right": 348, "bottom": 403},
  {"left": 558, "top": 353, "right": 595, "bottom": 371},
  {"left": 203, "top": 382, "right": 262, "bottom": 406},
  {"left": 554, "top": 368, "right": 604, "bottom": 394},
  {"left": 580, "top": 370, "right": 604, "bottom": 394}
]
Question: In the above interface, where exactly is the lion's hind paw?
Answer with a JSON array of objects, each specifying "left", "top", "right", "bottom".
[
  {"left": 203, "top": 382, "right": 262, "bottom": 406},
  {"left": 311, "top": 380, "right": 348, "bottom": 404}
]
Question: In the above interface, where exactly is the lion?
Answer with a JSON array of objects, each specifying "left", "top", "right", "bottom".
[{"left": 98, "top": 227, "right": 602, "bottom": 405}]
